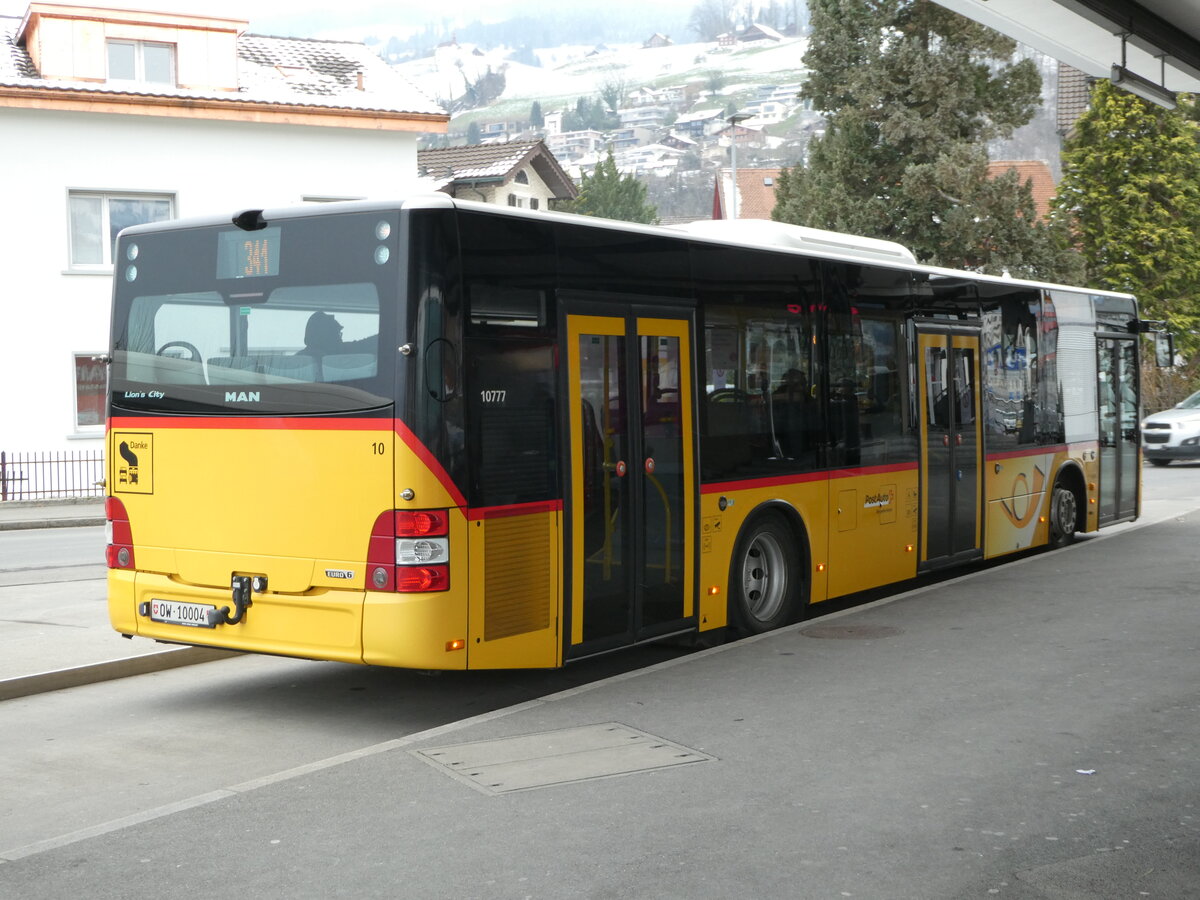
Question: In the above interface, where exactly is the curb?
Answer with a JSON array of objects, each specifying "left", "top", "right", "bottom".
[
  {"left": 0, "top": 646, "right": 240, "bottom": 701},
  {"left": 0, "top": 517, "right": 106, "bottom": 531}
]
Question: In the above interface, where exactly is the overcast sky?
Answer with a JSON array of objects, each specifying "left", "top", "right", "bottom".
[{"left": 1, "top": 0, "right": 700, "bottom": 38}]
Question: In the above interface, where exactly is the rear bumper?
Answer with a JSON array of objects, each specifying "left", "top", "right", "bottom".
[
  {"left": 110, "top": 570, "right": 365, "bottom": 664},
  {"left": 109, "top": 571, "right": 468, "bottom": 669}
]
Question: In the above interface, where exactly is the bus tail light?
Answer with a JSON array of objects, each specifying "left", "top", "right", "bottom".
[
  {"left": 395, "top": 509, "right": 449, "bottom": 537},
  {"left": 395, "top": 565, "right": 449, "bottom": 592},
  {"left": 368, "top": 509, "right": 451, "bottom": 593},
  {"left": 105, "top": 496, "right": 135, "bottom": 569}
]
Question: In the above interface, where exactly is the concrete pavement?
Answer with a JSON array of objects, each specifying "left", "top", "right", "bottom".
[
  {"left": 0, "top": 497, "right": 105, "bottom": 530},
  {"left": 0, "top": 498, "right": 234, "bottom": 700},
  {"left": 1, "top": 500, "right": 1198, "bottom": 896}
]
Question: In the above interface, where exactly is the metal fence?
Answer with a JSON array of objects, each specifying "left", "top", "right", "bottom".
[{"left": 0, "top": 450, "right": 105, "bottom": 501}]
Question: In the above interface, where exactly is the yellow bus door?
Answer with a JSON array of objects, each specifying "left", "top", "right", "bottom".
[
  {"left": 564, "top": 309, "right": 696, "bottom": 659},
  {"left": 917, "top": 326, "right": 984, "bottom": 569}
]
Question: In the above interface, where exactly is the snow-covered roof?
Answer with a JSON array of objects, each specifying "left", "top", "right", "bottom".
[
  {"left": 0, "top": 14, "right": 445, "bottom": 118},
  {"left": 417, "top": 140, "right": 577, "bottom": 199}
]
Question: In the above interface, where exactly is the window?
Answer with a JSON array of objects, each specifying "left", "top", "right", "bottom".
[
  {"left": 69, "top": 191, "right": 174, "bottom": 268},
  {"left": 74, "top": 353, "right": 107, "bottom": 431},
  {"left": 107, "top": 40, "right": 175, "bottom": 85}
]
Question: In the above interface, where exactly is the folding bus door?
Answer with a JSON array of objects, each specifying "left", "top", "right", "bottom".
[
  {"left": 562, "top": 305, "right": 696, "bottom": 659},
  {"left": 917, "top": 325, "right": 984, "bottom": 569}
]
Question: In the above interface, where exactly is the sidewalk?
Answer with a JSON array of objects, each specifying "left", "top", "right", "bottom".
[
  {"left": 0, "top": 497, "right": 233, "bottom": 701},
  {"left": 0, "top": 497, "right": 106, "bottom": 530}
]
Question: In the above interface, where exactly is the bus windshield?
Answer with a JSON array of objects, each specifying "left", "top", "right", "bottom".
[{"left": 110, "top": 211, "right": 398, "bottom": 415}]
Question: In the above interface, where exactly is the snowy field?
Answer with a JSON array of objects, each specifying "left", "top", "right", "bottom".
[{"left": 396, "top": 35, "right": 810, "bottom": 111}]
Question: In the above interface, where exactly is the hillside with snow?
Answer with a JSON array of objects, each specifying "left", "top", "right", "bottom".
[{"left": 396, "top": 34, "right": 810, "bottom": 117}]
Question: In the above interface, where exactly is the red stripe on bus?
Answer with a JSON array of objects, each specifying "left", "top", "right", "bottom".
[
  {"left": 701, "top": 471, "right": 829, "bottom": 494},
  {"left": 393, "top": 419, "right": 468, "bottom": 508},
  {"left": 465, "top": 500, "right": 563, "bottom": 521},
  {"left": 826, "top": 462, "right": 919, "bottom": 479},
  {"left": 701, "top": 462, "right": 918, "bottom": 495},
  {"left": 108, "top": 416, "right": 385, "bottom": 431},
  {"left": 985, "top": 445, "right": 1068, "bottom": 461}
]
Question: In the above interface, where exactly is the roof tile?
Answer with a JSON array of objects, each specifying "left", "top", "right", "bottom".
[
  {"left": 0, "top": 15, "right": 445, "bottom": 118},
  {"left": 987, "top": 160, "right": 1057, "bottom": 220}
]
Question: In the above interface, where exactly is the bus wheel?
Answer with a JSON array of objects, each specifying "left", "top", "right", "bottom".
[
  {"left": 730, "top": 512, "right": 800, "bottom": 634},
  {"left": 1048, "top": 481, "right": 1078, "bottom": 548}
]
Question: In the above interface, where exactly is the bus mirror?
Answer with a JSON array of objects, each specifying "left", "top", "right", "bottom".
[{"left": 1154, "top": 332, "right": 1175, "bottom": 368}]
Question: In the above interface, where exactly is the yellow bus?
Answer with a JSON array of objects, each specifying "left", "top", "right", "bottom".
[{"left": 106, "top": 196, "right": 1143, "bottom": 669}]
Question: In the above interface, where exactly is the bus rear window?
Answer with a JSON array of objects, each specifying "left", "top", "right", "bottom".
[{"left": 113, "top": 282, "right": 388, "bottom": 413}]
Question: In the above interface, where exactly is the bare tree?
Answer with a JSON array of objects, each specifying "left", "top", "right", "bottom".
[
  {"left": 688, "top": 0, "right": 737, "bottom": 41},
  {"left": 600, "top": 77, "right": 627, "bottom": 114}
]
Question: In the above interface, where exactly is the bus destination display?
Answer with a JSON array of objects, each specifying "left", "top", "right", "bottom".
[{"left": 217, "top": 227, "right": 281, "bottom": 279}]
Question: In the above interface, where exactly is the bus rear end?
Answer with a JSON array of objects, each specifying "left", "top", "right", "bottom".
[{"left": 105, "top": 203, "right": 469, "bottom": 669}]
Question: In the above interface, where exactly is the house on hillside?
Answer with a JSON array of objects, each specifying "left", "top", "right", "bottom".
[
  {"left": 740, "top": 23, "right": 785, "bottom": 44},
  {"left": 1, "top": 1, "right": 446, "bottom": 455},
  {"left": 417, "top": 140, "right": 577, "bottom": 209},
  {"left": 675, "top": 108, "right": 726, "bottom": 139},
  {"left": 628, "top": 85, "right": 688, "bottom": 107},
  {"left": 547, "top": 129, "right": 605, "bottom": 161},
  {"left": 712, "top": 168, "right": 783, "bottom": 220},
  {"left": 618, "top": 105, "right": 669, "bottom": 129},
  {"left": 615, "top": 143, "right": 683, "bottom": 177},
  {"left": 610, "top": 125, "right": 660, "bottom": 151},
  {"left": 475, "top": 119, "right": 527, "bottom": 143},
  {"left": 987, "top": 160, "right": 1057, "bottom": 220},
  {"left": 662, "top": 132, "right": 699, "bottom": 153},
  {"left": 716, "top": 121, "right": 767, "bottom": 150},
  {"left": 643, "top": 33, "right": 673, "bottom": 49}
]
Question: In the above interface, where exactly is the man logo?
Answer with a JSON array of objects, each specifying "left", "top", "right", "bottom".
[{"left": 225, "top": 391, "right": 261, "bottom": 402}]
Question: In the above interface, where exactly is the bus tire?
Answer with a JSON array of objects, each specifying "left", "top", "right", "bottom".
[
  {"left": 1048, "top": 479, "right": 1079, "bottom": 548},
  {"left": 729, "top": 511, "right": 802, "bottom": 635}
]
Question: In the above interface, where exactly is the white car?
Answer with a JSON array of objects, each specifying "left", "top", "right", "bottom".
[{"left": 1142, "top": 389, "right": 1200, "bottom": 466}]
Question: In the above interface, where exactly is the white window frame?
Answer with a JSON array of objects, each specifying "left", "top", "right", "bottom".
[
  {"left": 67, "top": 190, "right": 175, "bottom": 272},
  {"left": 106, "top": 39, "right": 176, "bottom": 86},
  {"left": 72, "top": 351, "right": 107, "bottom": 435}
]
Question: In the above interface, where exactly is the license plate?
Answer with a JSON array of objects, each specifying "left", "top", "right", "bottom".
[{"left": 149, "top": 599, "right": 217, "bottom": 628}]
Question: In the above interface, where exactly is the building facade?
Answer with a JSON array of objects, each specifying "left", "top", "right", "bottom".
[
  {"left": 417, "top": 140, "right": 577, "bottom": 209},
  {"left": 1, "top": 3, "right": 446, "bottom": 455}
]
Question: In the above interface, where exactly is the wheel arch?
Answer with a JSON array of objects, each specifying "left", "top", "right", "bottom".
[
  {"left": 1053, "top": 460, "right": 1087, "bottom": 532},
  {"left": 734, "top": 499, "right": 813, "bottom": 611}
]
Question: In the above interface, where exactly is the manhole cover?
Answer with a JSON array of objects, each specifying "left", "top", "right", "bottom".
[
  {"left": 412, "top": 722, "right": 714, "bottom": 795},
  {"left": 800, "top": 624, "right": 902, "bottom": 640}
]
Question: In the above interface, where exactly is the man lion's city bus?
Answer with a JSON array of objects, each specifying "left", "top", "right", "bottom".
[{"left": 105, "top": 196, "right": 1143, "bottom": 669}]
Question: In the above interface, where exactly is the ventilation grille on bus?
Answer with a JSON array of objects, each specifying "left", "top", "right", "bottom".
[{"left": 484, "top": 514, "right": 552, "bottom": 641}]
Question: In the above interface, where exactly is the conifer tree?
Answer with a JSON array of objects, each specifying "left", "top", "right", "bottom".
[
  {"left": 774, "top": 0, "right": 1079, "bottom": 281},
  {"left": 1054, "top": 80, "right": 1200, "bottom": 357},
  {"left": 559, "top": 152, "right": 659, "bottom": 224}
]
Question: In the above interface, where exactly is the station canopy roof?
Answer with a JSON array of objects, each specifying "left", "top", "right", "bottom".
[{"left": 935, "top": 0, "right": 1200, "bottom": 95}]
